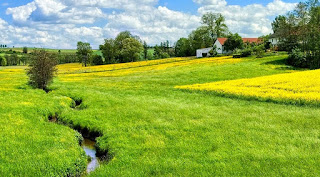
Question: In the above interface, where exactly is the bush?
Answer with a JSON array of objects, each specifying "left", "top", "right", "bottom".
[
  {"left": 209, "top": 47, "right": 217, "bottom": 57},
  {"left": 27, "top": 49, "right": 58, "bottom": 90},
  {"left": 240, "top": 48, "right": 252, "bottom": 57},
  {"left": 91, "top": 54, "right": 104, "bottom": 65},
  {"left": 0, "top": 56, "right": 6, "bottom": 66},
  {"left": 58, "top": 54, "right": 78, "bottom": 64},
  {"left": 287, "top": 48, "right": 308, "bottom": 68},
  {"left": 160, "top": 52, "right": 170, "bottom": 59},
  {"left": 147, "top": 52, "right": 154, "bottom": 60},
  {"left": 254, "top": 45, "right": 265, "bottom": 58}
]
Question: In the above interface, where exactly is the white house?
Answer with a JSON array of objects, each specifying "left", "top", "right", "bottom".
[
  {"left": 268, "top": 34, "right": 279, "bottom": 48},
  {"left": 214, "top": 38, "right": 228, "bottom": 54},
  {"left": 196, "top": 47, "right": 213, "bottom": 58},
  {"left": 197, "top": 38, "right": 262, "bottom": 57}
]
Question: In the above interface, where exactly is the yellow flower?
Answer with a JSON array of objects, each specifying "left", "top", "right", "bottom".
[{"left": 176, "top": 69, "right": 320, "bottom": 104}]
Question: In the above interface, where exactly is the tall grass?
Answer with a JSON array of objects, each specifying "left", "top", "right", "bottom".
[{"left": 2, "top": 54, "right": 320, "bottom": 176}]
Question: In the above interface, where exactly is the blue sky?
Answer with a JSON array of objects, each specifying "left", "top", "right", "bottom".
[
  {"left": 0, "top": 0, "right": 300, "bottom": 49},
  {"left": 158, "top": 0, "right": 300, "bottom": 13}
]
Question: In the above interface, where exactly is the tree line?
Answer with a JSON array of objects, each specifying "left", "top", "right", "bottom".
[
  {"left": 272, "top": 0, "right": 320, "bottom": 69},
  {"left": 76, "top": 12, "right": 236, "bottom": 67}
]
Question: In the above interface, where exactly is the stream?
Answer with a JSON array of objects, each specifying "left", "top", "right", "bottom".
[
  {"left": 48, "top": 97, "right": 109, "bottom": 174},
  {"left": 82, "top": 138, "right": 100, "bottom": 173}
]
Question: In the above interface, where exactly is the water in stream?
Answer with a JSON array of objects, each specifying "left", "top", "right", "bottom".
[{"left": 82, "top": 138, "right": 100, "bottom": 173}]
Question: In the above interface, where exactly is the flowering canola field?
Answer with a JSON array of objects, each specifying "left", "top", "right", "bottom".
[
  {"left": 58, "top": 56, "right": 241, "bottom": 82},
  {"left": 176, "top": 69, "right": 320, "bottom": 105}
]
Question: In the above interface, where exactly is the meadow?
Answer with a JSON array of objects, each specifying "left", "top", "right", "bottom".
[{"left": 2, "top": 54, "right": 320, "bottom": 176}]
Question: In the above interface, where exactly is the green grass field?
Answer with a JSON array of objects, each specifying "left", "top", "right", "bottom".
[{"left": 1, "top": 54, "right": 320, "bottom": 176}]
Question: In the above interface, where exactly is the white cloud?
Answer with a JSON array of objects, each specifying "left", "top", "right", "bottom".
[
  {"left": 195, "top": 0, "right": 297, "bottom": 37},
  {"left": 104, "top": 6, "right": 200, "bottom": 44},
  {"left": 6, "top": 2, "right": 37, "bottom": 22},
  {"left": 3, "top": 0, "right": 297, "bottom": 49}
]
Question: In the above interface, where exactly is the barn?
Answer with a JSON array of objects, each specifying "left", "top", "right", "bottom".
[{"left": 196, "top": 47, "right": 213, "bottom": 58}]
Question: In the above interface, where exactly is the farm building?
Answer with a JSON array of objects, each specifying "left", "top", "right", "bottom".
[
  {"left": 196, "top": 47, "right": 213, "bottom": 58},
  {"left": 196, "top": 37, "right": 262, "bottom": 57},
  {"left": 214, "top": 38, "right": 262, "bottom": 54}
]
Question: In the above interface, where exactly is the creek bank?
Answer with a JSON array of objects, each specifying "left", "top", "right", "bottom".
[{"left": 48, "top": 101, "right": 111, "bottom": 175}]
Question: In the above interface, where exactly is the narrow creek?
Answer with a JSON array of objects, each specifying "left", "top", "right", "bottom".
[
  {"left": 48, "top": 97, "right": 109, "bottom": 175},
  {"left": 82, "top": 138, "right": 100, "bottom": 173},
  {"left": 49, "top": 115, "right": 101, "bottom": 174}
]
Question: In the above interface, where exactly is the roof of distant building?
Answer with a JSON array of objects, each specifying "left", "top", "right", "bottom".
[{"left": 217, "top": 38, "right": 262, "bottom": 45}]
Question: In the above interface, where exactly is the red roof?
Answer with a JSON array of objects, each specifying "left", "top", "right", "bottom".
[
  {"left": 217, "top": 38, "right": 262, "bottom": 45},
  {"left": 217, "top": 38, "right": 228, "bottom": 45},
  {"left": 242, "top": 38, "right": 262, "bottom": 44}
]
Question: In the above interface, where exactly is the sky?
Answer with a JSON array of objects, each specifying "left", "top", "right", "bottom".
[{"left": 0, "top": 0, "right": 300, "bottom": 49}]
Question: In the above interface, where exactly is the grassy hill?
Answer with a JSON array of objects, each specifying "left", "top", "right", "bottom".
[{"left": 1, "top": 54, "right": 320, "bottom": 176}]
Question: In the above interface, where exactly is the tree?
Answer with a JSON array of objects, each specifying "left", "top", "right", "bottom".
[
  {"left": 100, "top": 31, "right": 146, "bottom": 63},
  {"left": 259, "top": 35, "right": 271, "bottom": 50},
  {"left": 175, "top": 38, "right": 191, "bottom": 57},
  {"left": 143, "top": 41, "right": 148, "bottom": 60},
  {"left": 121, "top": 38, "right": 143, "bottom": 62},
  {"left": 202, "top": 12, "right": 228, "bottom": 39},
  {"left": 20, "top": 55, "right": 28, "bottom": 65},
  {"left": 271, "top": 0, "right": 320, "bottom": 68},
  {"left": 27, "top": 49, "right": 58, "bottom": 90},
  {"left": 76, "top": 42, "right": 92, "bottom": 67},
  {"left": 23, "top": 47, "right": 28, "bottom": 54},
  {"left": 271, "top": 15, "right": 287, "bottom": 34},
  {"left": 100, "top": 39, "right": 116, "bottom": 64},
  {"left": 7, "top": 54, "right": 19, "bottom": 66},
  {"left": 224, "top": 33, "right": 244, "bottom": 52},
  {"left": 115, "top": 31, "right": 132, "bottom": 58},
  {"left": 188, "top": 26, "right": 214, "bottom": 55}
]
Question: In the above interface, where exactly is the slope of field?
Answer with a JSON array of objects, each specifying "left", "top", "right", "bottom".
[
  {"left": 176, "top": 69, "right": 320, "bottom": 105},
  {"left": 57, "top": 56, "right": 241, "bottom": 82},
  {"left": 0, "top": 68, "right": 86, "bottom": 176},
  {"left": 2, "top": 54, "right": 320, "bottom": 176}
]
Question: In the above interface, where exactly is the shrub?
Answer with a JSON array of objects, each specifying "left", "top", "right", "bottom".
[
  {"left": 161, "top": 52, "right": 170, "bottom": 59},
  {"left": 91, "top": 54, "right": 104, "bottom": 65},
  {"left": 147, "top": 52, "right": 154, "bottom": 60},
  {"left": 254, "top": 45, "right": 265, "bottom": 58},
  {"left": 209, "top": 47, "right": 217, "bottom": 57},
  {"left": 0, "top": 56, "right": 6, "bottom": 66},
  {"left": 240, "top": 48, "right": 252, "bottom": 57},
  {"left": 27, "top": 49, "right": 58, "bottom": 90},
  {"left": 232, "top": 49, "right": 241, "bottom": 58},
  {"left": 287, "top": 48, "right": 308, "bottom": 68}
]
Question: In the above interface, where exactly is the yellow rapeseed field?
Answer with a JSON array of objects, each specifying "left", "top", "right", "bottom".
[
  {"left": 58, "top": 56, "right": 241, "bottom": 82},
  {"left": 58, "top": 57, "right": 195, "bottom": 74},
  {"left": 176, "top": 69, "right": 320, "bottom": 105}
]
